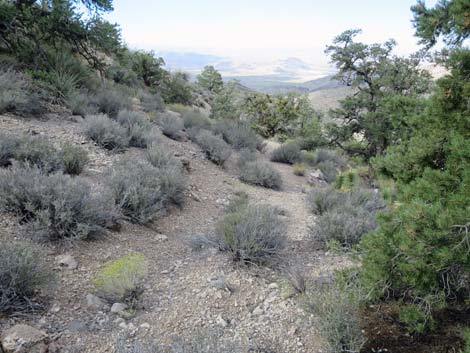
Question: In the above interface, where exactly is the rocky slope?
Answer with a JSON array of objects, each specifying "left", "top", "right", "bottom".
[{"left": 0, "top": 111, "right": 349, "bottom": 353}]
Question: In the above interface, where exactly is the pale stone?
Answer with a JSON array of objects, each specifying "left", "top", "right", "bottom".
[{"left": 1, "top": 324, "right": 47, "bottom": 353}]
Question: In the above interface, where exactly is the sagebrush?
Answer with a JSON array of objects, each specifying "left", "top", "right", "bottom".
[
  {"left": 91, "top": 85, "right": 133, "bottom": 118},
  {"left": 194, "top": 130, "right": 232, "bottom": 165},
  {"left": 182, "top": 110, "right": 211, "bottom": 131},
  {"left": 59, "top": 143, "right": 89, "bottom": 175},
  {"left": 11, "top": 134, "right": 62, "bottom": 172},
  {"left": 117, "top": 110, "right": 153, "bottom": 148},
  {"left": 217, "top": 203, "right": 286, "bottom": 265},
  {"left": 0, "top": 165, "right": 117, "bottom": 241},
  {"left": 0, "top": 242, "right": 52, "bottom": 314},
  {"left": 109, "top": 156, "right": 185, "bottom": 224},
  {"left": 304, "top": 280, "right": 365, "bottom": 353},
  {"left": 307, "top": 187, "right": 384, "bottom": 248},
  {"left": 83, "top": 114, "right": 130, "bottom": 151},
  {"left": 213, "top": 120, "right": 264, "bottom": 151},
  {"left": 0, "top": 68, "right": 44, "bottom": 116},
  {"left": 239, "top": 160, "right": 283, "bottom": 190},
  {"left": 0, "top": 133, "right": 89, "bottom": 175},
  {"left": 270, "top": 143, "right": 302, "bottom": 164},
  {"left": 158, "top": 113, "right": 185, "bottom": 140}
]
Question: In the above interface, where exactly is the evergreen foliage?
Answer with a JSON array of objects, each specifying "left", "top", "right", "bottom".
[{"left": 359, "top": 0, "right": 470, "bottom": 332}]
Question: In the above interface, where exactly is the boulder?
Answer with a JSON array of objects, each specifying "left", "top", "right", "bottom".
[{"left": 1, "top": 324, "right": 47, "bottom": 353}]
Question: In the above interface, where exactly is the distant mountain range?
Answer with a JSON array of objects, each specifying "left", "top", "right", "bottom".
[{"left": 157, "top": 51, "right": 336, "bottom": 93}]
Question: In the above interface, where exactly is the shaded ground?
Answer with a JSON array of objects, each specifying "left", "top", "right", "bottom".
[{"left": 362, "top": 306, "right": 468, "bottom": 353}]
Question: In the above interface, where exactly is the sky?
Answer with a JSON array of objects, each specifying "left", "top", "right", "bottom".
[{"left": 105, "top": 0, "right": 438, "bottom": 67}]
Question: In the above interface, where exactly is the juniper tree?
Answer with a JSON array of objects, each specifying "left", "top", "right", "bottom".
[{"left": 325, "top": 29, "right": 431, "bottom": 159}]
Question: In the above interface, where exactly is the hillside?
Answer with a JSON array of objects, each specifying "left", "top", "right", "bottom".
[
  {"left": 0, "top": 108, "right": 348, "bottom": 353},
  {"left": 1, "top": 1, "right": 468, "bottom": 353}
]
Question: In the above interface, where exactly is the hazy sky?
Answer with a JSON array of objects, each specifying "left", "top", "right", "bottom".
[{"left": 105, "top": 0, "right": 438, "bottom": 63}]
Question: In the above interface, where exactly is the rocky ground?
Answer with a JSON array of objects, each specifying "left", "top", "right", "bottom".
[{"left": 0, "top": 112, "right": 351, "bottom": 353}]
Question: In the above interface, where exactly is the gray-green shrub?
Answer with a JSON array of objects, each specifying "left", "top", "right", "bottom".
[
  {"left": 182, "top": 110, "right": 212, "bottom": 130},
  {"left": 270, "top": 142, "right": 302, "bottom": 164},
  {"left": 0, "top": 68, "right": 45, "bottom": 116},
  {"left": 59, "top": 143, "right": 89, "bottom": 175},
  {"left": 311, "top": 205, "right": 377, "bottom": 248},
  {"left": 108, "top": 156, "right": 185, "bottom": 224},
  {"left": 237, "top": 148, "right": 257, "bottom": 168},
  {"left": 66, "top": 90, "right": 98, "bottom": 116},
  {"left": 0, "top": 165, "right": 116, "bottom": 241},
  {"left": 0, "top": 133, "right": 89, "bottom": 175},
  {"left": 313, "top": 148, "right": 347, "bottom": 169},
  {"left": 0, "top": 242, "right": 52, "bottom": 314},
  {"left": 239, "top": 160, "right": 282, "bottom": 190},
  {"left": 139, "top": 90, "right": 165, "bottom": 113},
  {"left": 145, "top": 144, "right": 179, "bottom": 169},
  {"left": 0, "top": 132, "right": 21, "bottom": 167},
  {"left": 83, "top": 114, "right": 130, "bottom": 151},
  {"left": 0, "top": 133, "right": 88, "bottom": 175},
  {"left": 307, "top": 187, "right": 384, "bottom": 216},
  {"left": 217, "top": 203, "right": 286, "bottom": 265},
  {"left": 306, "top": 186, "right": 343, "bottom": 215},
  {"left": 91, "top": 86, "right": 133, "bottom": 118},
  {"left": 213, "top": 120, "right": 264, "bottom": 151},
  {"left": 307, "top": 187, "right": 384, "bottom": 248},
  {"left": 11, "top": 134, "right": 62, "bottom": 172},
  {"left": 158, "top": 113, "right": 184, "bottom": 140},
  {"left": 316, "top": 160, "right": 339, "bottom": 183},
  {"left": 305, "top": 281, "right": 365, "bottom": 353},
  {"left": 0, "top": 68, "right": 29, "bottom": 114},
  {"left": 194, "top": 130, "right": 231, "bottom": 165},
  {"left": 116, "top": 110, "right": 153, "bottom": 148}
]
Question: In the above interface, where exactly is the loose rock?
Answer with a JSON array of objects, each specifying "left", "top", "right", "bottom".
[
  {"left": 86, "top": 294, "right": 106, "bottom": 310},
  {"left": 216, "top": 315, "right": 228, "bottom": 328},
  {"left": 56, "top": 254, "right": 78, "bottom": 270},
  {"left": 110, "top": 303, "right": 128, "bottom": 314},
  {"left": 252, "top": 306, "right": 264, "bottom": 316},
  {"left": 1, "top": 324, "right": 47, "bottom": 353}
]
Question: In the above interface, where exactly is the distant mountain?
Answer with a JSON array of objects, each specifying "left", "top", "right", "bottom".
[
  {"left": 274, "top": 57, "right": 313, "bottom": 75},
  {"left": 157, "top": 52, "right": 231, "bottom": 72},
  {"left": 301, "top": 75, "right": 343, "bottom": 92},
  {"left": 229, "top": 74, "right": 343, "bottom": 94},
  {"left": 155, "top": 50, "right": 333, "bottom": 83}
]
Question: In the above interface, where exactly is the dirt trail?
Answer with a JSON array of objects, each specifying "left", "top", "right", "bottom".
[{"left": 0, "top": 113, "right": 350, "bottom": 353}]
